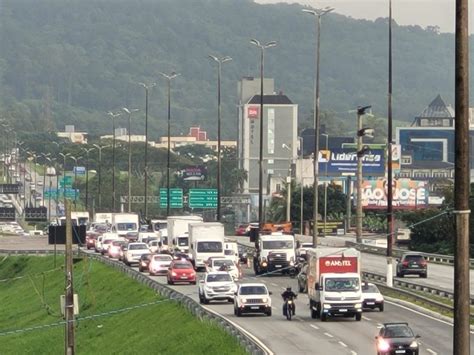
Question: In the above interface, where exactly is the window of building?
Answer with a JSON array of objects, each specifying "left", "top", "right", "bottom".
[
  {"left": 397, "top": 171, "right": 411, "bottom": 178},
  {"left": 413, "top": 171, "right": 431, "bottom": 178},
  {"left": 401, "top": 156, "right": 412, "bottom": 165},
  {"left": 433, "top": 171, "right": 448, "bottom": 178}
]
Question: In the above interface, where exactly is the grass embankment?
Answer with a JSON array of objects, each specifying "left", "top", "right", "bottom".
[{"left": 0, "top": 255, "right": 247, "bottom": 354}]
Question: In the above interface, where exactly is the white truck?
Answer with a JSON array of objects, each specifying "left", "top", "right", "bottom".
[
  {"left": 58, "top": 211, "right": 90, "bottom": 226},
  {"left": 111, "top": 213, "right": 139, "bottom": 237},
  {"left": 306, "top": 248, "right": 363, "bottom": 322},
  {"left": 253, "top": 232, "right": 296, "bottom": 275},
  {"left": 168, "top": 215, "right": 203, "bottom": 253},
  {"left": 189, "top": 222, "right": 225, "bottom": 271},
  {"left": 94, "top": 212, "right": 113, "bottom": 225},
  {"left": 223, "top": 239, "right": 239, "bottom": 265}
]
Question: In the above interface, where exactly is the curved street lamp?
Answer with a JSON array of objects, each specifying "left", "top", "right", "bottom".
[
  {"left": 159, "top": 71, "right": 180, "bottom": 216},
  {"left": 209, "top": 55, "right": 232, "bottom": 222},
  {"left": 122, "top": 107, "right": 139, "bottom": 212},
  {"left": 250, "top": 39, "right": 277, "bottom": 230},
  {"left": 138, "top": 82, "right": 156, "bottom": 219}
]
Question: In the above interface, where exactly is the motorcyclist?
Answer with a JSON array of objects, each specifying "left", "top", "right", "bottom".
[
  {"left": 219, "top": 264, "right": 229, "bottom": 272},
  {"left": 281, "top": 287, "right": 297, "bottom": 316}
]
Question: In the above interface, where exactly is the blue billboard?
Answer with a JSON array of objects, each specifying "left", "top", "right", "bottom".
[{"left": 319, "top": 148, "right": 385, "bottom": 176}]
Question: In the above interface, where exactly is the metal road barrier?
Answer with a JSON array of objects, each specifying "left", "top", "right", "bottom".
[{"left": 345, "top": 241, "right": 474, "bottom": 268}]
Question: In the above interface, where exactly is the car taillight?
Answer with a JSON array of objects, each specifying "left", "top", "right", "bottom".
[
  {"left": 420, "top": 260, "right": 427, "bottom": 266},
  {"left": 402, "top": 261, "right": 409, "bottom": 267}
]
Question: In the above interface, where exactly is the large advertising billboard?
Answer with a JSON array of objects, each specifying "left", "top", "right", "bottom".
[
  {"left": 362, "top": 179, "right": 429, "bottom": 209},
  {"left": 319, "top": 148, "right": 385, "bottom": 176}
]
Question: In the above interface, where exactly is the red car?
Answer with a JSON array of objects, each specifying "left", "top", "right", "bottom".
[
  {"left": 86, "top": 234, "right": 97, "bottom": 250},
  {"left": 235, "top": 224, "right": 249, "bottom": 236},
  {"left": 167, "top": 260, "right": 196, "bottom": 285}
]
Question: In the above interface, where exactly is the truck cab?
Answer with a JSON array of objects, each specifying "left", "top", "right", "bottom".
[{"left": 253, "top": 232, "right": 296, "bottom": 275}]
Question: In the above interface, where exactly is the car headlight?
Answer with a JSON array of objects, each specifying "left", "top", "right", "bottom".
[
  {"left": 171, "top": 271, "right": 177, "bottom": 277},
  {"left": 205, "top": 286, "right": 213, "bottom": 292},
  {"left": 409, "top": 341, "right": 418, "bottom": 348},
  {"left": 261, "top": 261, "right": 267, "bottom": 267},
  {"left": 376, "top": 296, "right": 384, "bottom": 302},
  {"left": 355, "top": 303, "right": 362, "bottom": 309},
  {"left": 241, "top": 298, "right": 247, "bottom": 304},
  {"left": 377, "top": 339, "right": 390, "bottom": 352},
  {"left": 323, "top": 304, "right": 331, "bottom": 309},
  {"left": 289, "top": 260, "right": 295, "bottom": 266},
  {"left": 261, "top": 297, "right": 268, "bottom": 303}
]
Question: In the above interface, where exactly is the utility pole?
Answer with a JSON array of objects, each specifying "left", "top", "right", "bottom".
[
  {"left": 453, "top": 0, "right": 470, "bottom": 353},
  {"left": 64, "top": 199, "right": 75, "bottom": 354}
]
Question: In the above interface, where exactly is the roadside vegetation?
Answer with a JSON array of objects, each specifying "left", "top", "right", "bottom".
[{"left": 0, "top": 255, "right": 247, "bottom": 354}]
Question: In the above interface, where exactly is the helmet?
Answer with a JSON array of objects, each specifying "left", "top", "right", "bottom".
[{"left": 286, "top": 287, "right": 292, "bottom": 292}]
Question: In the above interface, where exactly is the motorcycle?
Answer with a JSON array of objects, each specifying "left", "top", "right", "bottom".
[{"left": 283, "top": 297, "right": 296, "bottom": 320}]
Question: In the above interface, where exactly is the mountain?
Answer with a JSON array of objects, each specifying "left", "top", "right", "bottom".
[{"left": 0, "top": 0, "right": 464, "bottom": 140}]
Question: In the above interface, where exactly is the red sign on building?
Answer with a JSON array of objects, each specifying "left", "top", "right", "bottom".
[
  {"left": 247, "top": 106, "right": 259, "bottom": 119},
  {"left": 318, "top": 256, "right": 359, "bottom": 274}
]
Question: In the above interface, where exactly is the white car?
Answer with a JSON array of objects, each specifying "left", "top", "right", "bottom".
[
  {"left": 198, "top": 272, "right": 237, "bottom": 304},
  {"left": 148, "top": 240, "right": 160, "bottom": 253},
  {"left": 362, "top": 282, "right": 384, "bottom": 311},
  {"left": 207, "top": 258, "right": 240, "bottom": 280},
  {"left": 296, "top": 242, "right": 313, "bottom": 258},
  {"left": 149, "top": 254, "right": 173, "bottom": 276},
  {"left": 123, "top": 243, "right": 150, "bottom": 266},
  {"left": 234, "top": 283, "right": 272, "bottom": 317}
]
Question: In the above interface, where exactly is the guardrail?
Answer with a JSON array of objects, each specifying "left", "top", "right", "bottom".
[{"left": 346, "top": 241, "right": 474, "bottom": 268}]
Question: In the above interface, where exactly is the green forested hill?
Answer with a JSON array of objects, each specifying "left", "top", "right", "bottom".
[{"left": 0, "top": 0, "right": 462, "bottom": 140}]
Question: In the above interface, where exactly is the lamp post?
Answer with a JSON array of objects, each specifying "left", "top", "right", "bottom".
[
  {"left": 356, "top": 106, "right": 373, "bottom": 244},
  {"left": 45, "top": 157, "right": 56, "bottom": 221},
  {"left": 28, "top": 152, "right": 38, "bottom": 207},
  {"left": 81, "top": 147, "right": 95, "bottom": 211},
  {"left": 59, "top": 153, "right": 71, "bottom": 204},
  {"left": 321, "top": 133, "right": 329, "bottom": 237},
  {"left": 159, "top": 71, "right": 180, "bottom": 216},
  {"left": 138, "top": 82, "right": 156, "bottom": 219},
  {"left": 298, "top": 137, "right": 304, "bottom": 235},
  {"left": 250, "top": 39, "right": 277, "bottom": 230},
  {"left": 122, "top": 107, "right": 139, "bottom": 213},
  {"left": 92, "top": 144, "right": 110, "bottom": 211},
  {"left": 69, "top": 155, "right": 80, "bottom": 206},
  {"left": 107, "top": 111, "right": 122, "bottom": 212},
  {"left": 209, "top": 55, "right": 232, "bottom": 222},
  {"left": 303, "top": 6, "right": 334, "bottom": 248}
]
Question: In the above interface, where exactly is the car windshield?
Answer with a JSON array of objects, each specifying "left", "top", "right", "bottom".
[
  {"left": 177, "top": 237, "right": 188, "bottom": 246},
  {"left": 325, "top": 277, "right": 360, "bottom": 291},
  {"left": 240, "top": 286, "right": 268, "bottom": 295},
  {"left": 147, "top": 237, "right": 157, "bottom": 242},
  {"left": 112, "top": 241, "right": 124, "bottom": 246},
  {"left": 117, "top": 223, "right": 137, "bottom": 231},
  {"left": 213, "top": 260, "right": 234, "bottom": 268},
  {"left": 153, "top": 255, "right": 172, "bottom": 261},
  {"left": 384, "top": 325, "right": 414, "bottom": 338},
  {"left": 197, "top": 241, "right": 223, "bottom": 253},
  {"left": 404, "top": 255, "right": 424, "bottom": 262},
  {"left": 153, "top": 222, "right": 167, "bottom": 231},
  {"left": 301, "top": 243, "right": 312, "bottom": 248},
  {"left": 173, "top": 263, "right": 192, "bottom": 269},
  {"left": 129, "top": 243, "right": 147, "bottom": 250},
  {"left": 206, "top": 274, "right": 232, "bottom": 282},
  {"left": 362, "top": 285, "right": 379, "bottom": 293},
  {"left": 161, "top": 237, "right": 168, "bottom": 245},
  {"left": 262, "top": 240, "right": 293, "bottom": 249}
]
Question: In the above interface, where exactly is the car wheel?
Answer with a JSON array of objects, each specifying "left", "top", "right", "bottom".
[
  {"left": 320, "top": 312, "right": 327, "bottom": 322},
  {"left": 379, "top": 303, "right": 384, "bottom": 312},
  {"left": 228, "top": 298, "right": 234, "bottom": 303},
  {"left": 421, "top": 272, "right": 427, "bottom": 278},
  {"left": 138, "top": 267, "right": 143, "bottom": 272},
  {"left": 355, "top": 313, "right": 362, "bottom": 321},
  {"left": 199, "top": 294, "right": 204, "bottom": 304},
  {"left": 298, "top": 283, "right": 304, "bottom": 292},
  {"left": 203, "top": 297, "right": 209, "bottom": 304},
  {"left": 266, "top": 308, "right": 272, "bottom": 317},
  {"left": 167, "top": 278, "right": 173, "bottom": 285},
  {"left": 236, "top": 307, "right": 242, "bottom": 317},
  {"left": 191, "top": 281, "right": 196, "bottom": 285}
]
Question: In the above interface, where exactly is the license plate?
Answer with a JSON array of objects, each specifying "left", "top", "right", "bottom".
[
  {"left": 251, "top": 306, "right": 259, "bottom": 309},
  {"left": 339, "top": 309, "right": 347, "bottom": 312},
  {"left": 366, "top": 302, "right": 375, "bottom": 305},
  {"left": 395, "top": 351, "right": 406, "bottom": 354},
  {"left": 275, "top": 265, "right": 282, "bottom": 268},
  {"left": 411, "top": 265, "right": 419, "bottom": 268},
  {"left": 180, "top": 276, "right": 188, "bottom": 279}
]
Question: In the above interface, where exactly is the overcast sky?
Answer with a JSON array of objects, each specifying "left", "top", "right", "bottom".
[{"left": 256, "top": 0, "right": 470, "bottom": 33}]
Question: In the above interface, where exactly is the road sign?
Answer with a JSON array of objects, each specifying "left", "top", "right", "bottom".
[
  {"left": 25, "top": 207, "right": 47, "bottom": 222},
  {"left": 189, "top": 188, "right": 218, "bottom": 208},
  {"left": 159, "top": 188, "right": 183, "bottom": 208},
  {"left": 59, "top": 176, "right": 73, "bottom": 188},
  {"left": 45, "top": 188, "right": 78, "bottom": 199},
  {"left": 73, "top": 166, "right": 86, "bottom": 176},
  {"left": 0, "top": 183, "right": 20, "bottom": 194},
  {"left": 120, "top": 196, "right": 160, "bottom": 204}
]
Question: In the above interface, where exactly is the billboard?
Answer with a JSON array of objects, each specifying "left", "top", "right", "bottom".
[
  {"left": 362, "top": 179, "right": 429, "bottom": 209},
  {"left": 247, "top": 106, "right": 259, "bottom": 119},
  {"left": 180, "top": 166, "right": 207, "bottom": 181},
  {"left": 319, "top": 148, "right": 385, "bottom": 176}
]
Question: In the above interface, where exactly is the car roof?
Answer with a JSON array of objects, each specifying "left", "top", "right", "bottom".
[
  {"left": 383, "top": 322, "right": 409, "bottom": 327},
  {"left": 402, "top": 253, "right": 424, "bottom": 256},
  {"left": 206, "top": 271, "right": 232, "bottom": 276},
  {"left": 238, "top": 283, "right": 267, "bottom": 288}
]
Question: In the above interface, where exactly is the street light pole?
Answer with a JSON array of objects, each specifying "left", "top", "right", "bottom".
[
  {"left": 69, "top": 156, "right": 80, "bottom": 206},
  {"left": 209, "top": 55, "right": 232, "bottom": 222},
  {"left": 81, "top": 148, "right": 95, "bottom": 212},
  {"left": 159, "top": 72, "right": 180, "bottom": 217},
  {"left": 40, "top": 153, "right": 51, "bottom": 207},
  {"left": 250, "top": 39, "right": 277, "bottom": 231},
  {"left": 303, "top": 6, "right": 334, "bottom": 248},
  {"left": 298, "top": 137, "right": 304, "bottom": 235},
  {"left": 59, "top": 153, "right": 70, "bottom": 205},
  {"left": 93, "top": 144, "right": 110, "bottom": 211},
  {"left": 138, "top": 82, "right": 156, "bottom": 220},
  {"left": 122, "top": 107, "right": 139, "bottom": 213},
  {"left": 107, "top": 111, "right": 122, "bottom": 212},
  {"left": 322, "top": 133, "right": 329, "bottom": 237}
]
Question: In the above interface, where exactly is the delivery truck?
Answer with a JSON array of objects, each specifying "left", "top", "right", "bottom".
[
  {"left": 306, "top": 248, "right": 363, "bottom": 321},
  {"left": 189, "top": 222, "right": 225, "bottom": 270},
  {"left": 168, "top": 215, "right": 203, "bottom": 253}
]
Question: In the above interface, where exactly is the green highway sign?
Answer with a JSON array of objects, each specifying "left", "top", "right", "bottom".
[
  {"left": 45, "top": 188, "right": 78, "bottom": 199},
  {"left": 189, "top": 188, "right": 217, "bottom": 208},
  {"left": 59, "top": 176, "right": 73, "bottom": 188},
  {"left": 159, "top": 188, "right": 183, "bottom": 208}
]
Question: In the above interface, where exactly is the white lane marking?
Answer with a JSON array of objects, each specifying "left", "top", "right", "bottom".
[
  {"left": 309, "top": 324, "right": 320, "bottom": 330},
  {"left": 271, "top": 283, "right": 278, "bottom": 287},
  {"left": 272, "top": 307, "right": 277, "bottom": 310},
  {"left": 323, "top": 332, "right": 334, "bottom": 338},
  {"left": 362, "top": 315, "right": 371, "bottom": 321},
  {"left": 350, "top": 351, "right": 357, "bottom": 355},
  {"left": 294, "top": 317, "right": 304, "bottom": 322},
  {"left": 338, "top": 341, "right": 348, "bottom": 348},
  {"left": 426, "top": 349, "right": 437, "bottom": 355},
  {"left": 386, "top": 300, "right": 474, "bottom": 334}
]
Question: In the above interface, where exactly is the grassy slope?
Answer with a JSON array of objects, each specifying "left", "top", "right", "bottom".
[{"left": 0, "top": 255, "right": 247, "bottom": 354}]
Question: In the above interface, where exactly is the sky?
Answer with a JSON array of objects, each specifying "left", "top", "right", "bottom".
[{"left": 256, "top": 0, "right": 467, "bottom": 34}]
